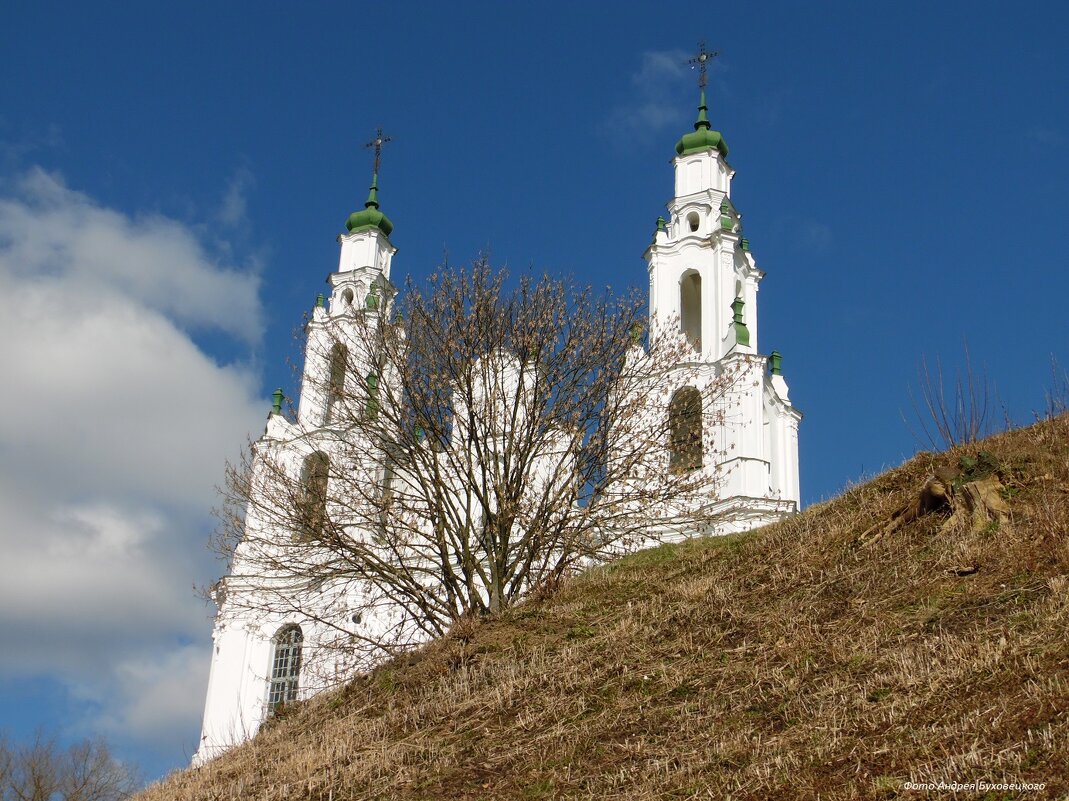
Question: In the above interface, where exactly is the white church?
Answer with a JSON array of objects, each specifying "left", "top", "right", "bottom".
[{"left": 193, "top": 82, "right": 801, "bottom": 764}]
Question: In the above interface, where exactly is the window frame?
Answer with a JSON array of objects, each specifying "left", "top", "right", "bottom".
[{"left": 267, "top": 624, "right": 303, "bottom": 710}]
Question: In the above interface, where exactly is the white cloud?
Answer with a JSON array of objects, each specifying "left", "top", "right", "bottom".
[
  {"left": 0, "top": 497, "right": 208, "bottom": 669},
  {"left": 604, "top": 49, "right": 691, "bottom": 141},
  {"left": 0, "top": 168, "right": 262, "bottom": 343},
  {"left": 0, "top": 281, "right": 261, "bottom": 506},
  {"left": 74, "top": 643, "right": 211, "bottom": 755},
  {"left": 0, "top": 169, "right": 265, "bottom": 760},
  {"left": 218, "top": 165, "right": 255, "bottom": 228},
  {"left": 0, "top": 119, "right": 64, "bottom": 168}
]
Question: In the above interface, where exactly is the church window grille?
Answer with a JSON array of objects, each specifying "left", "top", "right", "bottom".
[
  {"left": 268, "top": 625, "right": 302, "bottom": 709},
  {"left": 298, "top": 451, "right": 329, "bottom": 540},
  {"left": 669, "top": 386, "right": 703, "bottom": 471}
]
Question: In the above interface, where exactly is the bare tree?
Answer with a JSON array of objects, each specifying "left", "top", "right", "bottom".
[
  {"left": 908, "top": 344, "right": 993, "bottom": 450},
  {"left": 1044, "top": 355, "right": 1068, "bottom": 420},
  {"left": 0, "top": 731, "right": 137, "bottom": 801},
  {"left": 215, "top": 261, "right": 738, "bottom": 668},
  {"left": 0, "top": 737, "right": 11, "bottom": 799}
]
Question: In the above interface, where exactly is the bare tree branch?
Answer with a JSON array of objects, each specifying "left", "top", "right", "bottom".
[
  {"left": 213, "top": 261, "right": 737, "bottom": 673},
  {"left": 907, "top": 342, "right": 993, "bottom": 450},
  {"left": 0, "top": 731, "right": 137, "bottom": 801}
]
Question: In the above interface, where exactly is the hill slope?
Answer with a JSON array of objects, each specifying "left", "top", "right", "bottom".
[{"left": 143, "top": 416, "right": 1069, "bottom": 800}]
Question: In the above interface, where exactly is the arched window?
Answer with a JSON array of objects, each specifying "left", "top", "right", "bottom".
[
  {"left": 687, "top": 211, "right": 700, "bottom": 233},
  {"left": 365, "top": 372, "right": 379, "bottom": 419},
  {"left": 298, "top": 452, "right": 329, "bottom": 540},
  {"left": 680, "top": 271, "right": 702, "bottom": 350},
  {"left": 268, "top": 625, "right": 302, "bottom": 709},
  {"left": 325, "top": 343, "right": 348, "bottom": 423},
  {"left": 669, "top": 387, "right": 703, "bottom": 471}
]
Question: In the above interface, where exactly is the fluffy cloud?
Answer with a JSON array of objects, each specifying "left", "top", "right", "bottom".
[
  {"left": 75, "top": 644, "right": 211, "bottom": 754},
  {"left": 0, "top": 168, "right": 262, "bottom": 342},
  {"left": 0, "top": 169, "right": 265, "bottom": 763},
  {"left": 603, "top": 49, "right": 691, "bottom": 141}
]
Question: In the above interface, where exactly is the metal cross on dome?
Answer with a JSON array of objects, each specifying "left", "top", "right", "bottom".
[
  {"left": 687, "top": 41, "right": 719, "bottom": 89},
  {"left": 364, "top": 126, "right": 392, "bottom": 174}
]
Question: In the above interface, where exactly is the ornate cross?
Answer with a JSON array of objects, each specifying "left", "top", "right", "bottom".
[
  {"left": 364, "top": 126, "right": 392, "bottom": 174},
  {"left": 686, "top": 41, "right": 719, "bottom": 89}
]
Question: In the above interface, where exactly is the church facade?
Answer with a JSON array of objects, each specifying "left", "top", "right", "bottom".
[{"left": 193, "top": 89, "right": 801, "bottom": 764}]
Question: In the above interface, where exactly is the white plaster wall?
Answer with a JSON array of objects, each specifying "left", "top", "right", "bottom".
[{"left": 337, "top": 229, "right": 395, "bottom": 279}]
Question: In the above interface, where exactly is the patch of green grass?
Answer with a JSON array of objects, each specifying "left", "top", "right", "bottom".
[
  {"left": 565, "top": 623, "right": 595, "bottom": 641},
  {"left": 610, "top": 530, "right": 756, "bottom": 571},
  {"left": 668, "top": 681, "right": 698, "bottom": 699},
  {"left": 610, "top": 541, "right": 684, "bottom": 569},
  {"left": 872, "top": 775, "right": 903, "bottom": 798},
  {"left": 520, "top": 779, "right": 555, "bottom": 798},
  {"left": 846, "top": 652, "right": 873, "bottom": 671}
]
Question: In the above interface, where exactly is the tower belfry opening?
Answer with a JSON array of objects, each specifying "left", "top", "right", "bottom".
[{"left": 680, "top": 272, "right": 702, "bottom": 349}]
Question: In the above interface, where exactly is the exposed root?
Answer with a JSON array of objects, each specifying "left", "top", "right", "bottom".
[
  {"left": 857, "top": 452, "right": 1013, "bottom": 550},
  {"left": 856, "top": 474, "right": 953, "bottom": 548}
]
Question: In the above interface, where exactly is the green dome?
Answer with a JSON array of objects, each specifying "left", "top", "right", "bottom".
[
  {"left": 675, "top": 90, "right": 729, "bottom": 158},
  {"left": 345, "top": 173, "right": 394, "bottom": 236}
]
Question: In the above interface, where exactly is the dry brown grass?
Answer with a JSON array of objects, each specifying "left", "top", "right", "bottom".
[{"left": 141, "top": 415, "right": 1069, "bottom": 800}]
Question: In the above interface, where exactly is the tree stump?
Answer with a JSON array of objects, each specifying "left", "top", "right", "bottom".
[{"left": 856, "top": 453, "right": 1011, "bottom": 549}]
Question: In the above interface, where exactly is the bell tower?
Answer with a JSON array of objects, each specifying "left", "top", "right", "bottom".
[
  {"left": 643, "top": 44, "right": 801, "bottom": 528},
  {"left": 297, "top": 129, "right": 398, "bottom": 428},
  {"left": 645, "top": 83, "right": 761, "bottom": 361}
]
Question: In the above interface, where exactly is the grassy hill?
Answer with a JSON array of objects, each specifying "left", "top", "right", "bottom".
[{"left": 142, "top": 415, "right": 1069, "bottom": 800}]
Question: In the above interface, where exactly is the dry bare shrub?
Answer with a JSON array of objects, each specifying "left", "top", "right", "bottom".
[{"left": 907, "top": 345, "right": 994, "bottom": 450}]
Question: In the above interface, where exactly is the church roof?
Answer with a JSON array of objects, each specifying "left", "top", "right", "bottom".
[
  {"left": 345, "top": 173, "right": 394, "bottom": 236},
  {"left": 675, "top": 89, "right": 729, "bottom": 158}
]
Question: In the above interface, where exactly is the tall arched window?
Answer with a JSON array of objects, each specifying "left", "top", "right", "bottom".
[
  {"left": 365, "top": 372, "right": 379, "bottom": 419},
  {"left": 325, "top": 343, "right": 348, "bottom": 423},
  {"left": 669, "top": 387, "right": 703, "bottom": 471},
  {"left": 268, "top": 624, "right": 302, "bottom": 709},
  {"left": 298, "top": 452, "right": 329, "bottom": 540},
  {"left": 680, "top": 271, "right": 701, "bottom": 350}
]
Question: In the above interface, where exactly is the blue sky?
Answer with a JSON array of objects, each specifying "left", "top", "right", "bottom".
[{"left": 2, "top": 0, "right": 1067, "bottom": 786}]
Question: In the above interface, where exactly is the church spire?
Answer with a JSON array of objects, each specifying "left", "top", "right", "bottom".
[
  {"left": 345, "top": 128, "right": 395, "bottom": 236},
  {"left": 676, "top": 43, "right": 728, "bottom": 158},
  {"left": 365, "top": 173, "right": 381, "bottom": 209},
  {"left": 695, "top": 89, "right": 710, "bottom": 130}
]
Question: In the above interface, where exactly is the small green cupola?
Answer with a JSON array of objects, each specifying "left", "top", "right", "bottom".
[
  {"left": 675, "top": 90, "right": 729, "bottom": 158},
  {"left": 345, "top": 173, "right": 394, "bottom": 236}
]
